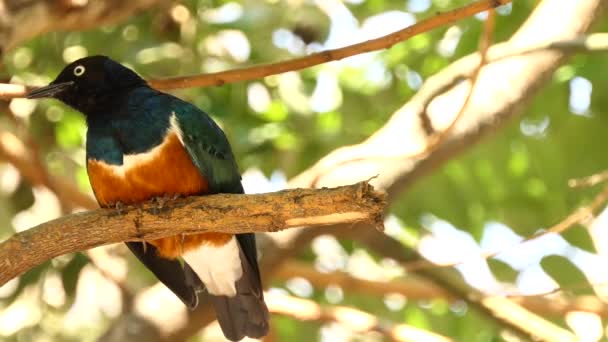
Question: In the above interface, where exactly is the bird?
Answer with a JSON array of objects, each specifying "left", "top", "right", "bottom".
[{"left": 28, "top": 55, "right": 269, "bottom": 341}]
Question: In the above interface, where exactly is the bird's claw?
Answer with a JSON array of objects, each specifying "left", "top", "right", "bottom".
[
  {"left": 152, "top": 194, "right": 181, "bottom": 210},
  {"left": 113, "top": 201, "right": 125, "bottom": 215}
]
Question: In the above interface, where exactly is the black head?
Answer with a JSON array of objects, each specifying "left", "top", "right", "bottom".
[{"left": 28, "top": 55, "right": 146, "bottom": 114}]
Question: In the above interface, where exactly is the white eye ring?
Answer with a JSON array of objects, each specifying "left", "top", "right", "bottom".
[{"left": 73, "top": 65, "right": 86, "bottom": 76}]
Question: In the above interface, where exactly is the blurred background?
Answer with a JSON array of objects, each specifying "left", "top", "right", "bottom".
[{"left": 1, "top": 0, "right": 608, "bottom": 341}]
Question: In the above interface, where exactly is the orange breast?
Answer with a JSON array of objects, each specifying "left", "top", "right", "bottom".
[{"left": 88, "top": 132, "right": 231, "bottom": 258}]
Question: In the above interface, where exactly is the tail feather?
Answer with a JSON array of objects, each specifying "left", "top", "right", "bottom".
[
  {"left": 208, "top": 235, "right": 269, "bottom": 341},
  {"left": 209, "top": 293, "right": 268, "bottom": 341},
  {"left": 126, "top": 242, "right": 201, "bottom": 309}
]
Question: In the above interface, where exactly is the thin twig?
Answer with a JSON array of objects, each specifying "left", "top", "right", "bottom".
[
  {"left": 0, "top": 0, "right": 510, "bottom": 99},
  {"left": 310, "top": 6, "right": 497, "bottom": 187},
  {"left": 569, "top": 169, "right": 608, "bottom": 188},
  {"left": 420, "top": 8, "right": 496, "bottom": 153},
  {"left": 149, "top": 0, "right": 509, "bottom": 90},
  {"left": 0, "top": 83, "right": 30, "bottom": 99}
]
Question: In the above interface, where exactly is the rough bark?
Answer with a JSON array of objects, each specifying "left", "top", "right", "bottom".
[
  {"left": 0, "top": 0, "right": 166, "bottom": 53},
  {"left": 0, "top": 181, "right": 385, "bottom": 286}
]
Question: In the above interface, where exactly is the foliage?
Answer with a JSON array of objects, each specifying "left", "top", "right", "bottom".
[{"left": 1, "top": 0, "right": 607, "bottom": 341}]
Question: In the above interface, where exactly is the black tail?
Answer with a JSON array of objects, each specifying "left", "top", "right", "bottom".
[
  {"left": 125, "top": 242, "right": 202, "bottom": 309},
  {"left": 209, "top": 233, "right": 269, "bottom": 341}
]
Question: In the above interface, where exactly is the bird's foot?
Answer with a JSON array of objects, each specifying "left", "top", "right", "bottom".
[
  {"left": 150, "top": 194, "right": 181, "bottom": 215},
  {"left": 112, "top": 201, "right": 125, "bottom": 215},
  {"left": 152, "top": 194, "right": 182, "bottom": 209},
  {"left": 152, "top": 196, "right": 166, "bottom": 210}
]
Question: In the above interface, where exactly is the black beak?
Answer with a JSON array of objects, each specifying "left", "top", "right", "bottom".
[{"left": 27, "top": 81, "right": 74, "bottom": 99}]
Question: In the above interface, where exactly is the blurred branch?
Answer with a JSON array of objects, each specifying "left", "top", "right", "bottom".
[
  {"left": 0, "top": 131, "right": 97, "bottom": 209},
  {"left": 0, "top": 106, "right": 135, "bottom": 308},
  {"left": 275, "top": 260, "right": 608, "bottom": 318},
  {"left": 0, "top": 0, "right": 510, "bottom": 99},
  {"left": 5, "top": 22, "right": 608, "bottom": 101},
  {"left": 266, "top": 292, "right": 453, "bottom": 342},
  {"left": 485, "top": 32, "right": 608, "bottom": 61},
  {"left": 1, "top": 102, "right": 74, "bottom": 213},
  {"left": 351, "top": 228, "right": 578, "bottom": 342},
  {"left": 289, "top": 0, "right": 603, "bottom": 192},
  {"left": 0, "top": 181, "right": 386, "bottom": 286},
  {"left": 402, "top": 184, "right": 608, "bottom": 272},
  {"left": 275, "top": 260, "right": 450, "bottom": 300},
  {"left": 0, "top": 95, "right": 140, "bottom": 316},
  {"left": 87, "top": 247, "right": 135, "bottom": 312},
  {"left": 569, "top": 169, "right": 608, "bottom": 188},
  {"left": 411, "top": 33, "right": 608, "bottom": 119},
  {"left": 479, "top": 297, "right": 578, "bottom": 341},
  {"left": 0, "top": 0, "right": 165, "bottom": 52},
  {"left": 308, "top": 0, "right": 497, "bottom": 187},
  {"left": 147, "top": 0, "right": 508, "bottom": 90},
  {"left": 417, "top": 4, "right": 496, "bottom": 156},
  {"left": 0, "top": 84, "right": 32, "bottom": 101}
]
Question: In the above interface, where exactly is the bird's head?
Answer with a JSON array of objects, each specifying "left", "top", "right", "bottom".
[{"left": 28, "top": 55, "right": 146, "bottom": 114}]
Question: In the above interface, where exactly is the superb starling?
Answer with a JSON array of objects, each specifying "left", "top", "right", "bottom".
[{"left": 28, "top": 56, "right": 269, "bottom": 341}]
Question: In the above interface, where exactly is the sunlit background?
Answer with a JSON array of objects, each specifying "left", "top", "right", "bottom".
[{"left": 2, "top": 0, "right": 608, "bottom": 341}]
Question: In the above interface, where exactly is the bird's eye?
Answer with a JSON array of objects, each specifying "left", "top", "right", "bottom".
[{"left": 73, "top": 65, "right": 86, "bottom": 76}]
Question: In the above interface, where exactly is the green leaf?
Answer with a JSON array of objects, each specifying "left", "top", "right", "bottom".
[
  {"left": 553, "top": 65, "right": 576, "bottom": 82},
  {"left": 55, "top": 110, "right": 86, "bottom": 148},
  {"left": 430, "top": 298, "right": 449, "bottom": 316},
  {"left": 561, "top": 225, "right": 596, "bottom": 254},
  {"left": 404, "top": 305, "right": 430, "bottom": 329},
  {"left": 487, "top": 259, "right": 519, "bottom": 283},
  {"left": 524, "top": 178, "right": 547, "bottom": 198},
  {"left": 540, "top": 255, "right": 590, "bottom": 295},
  {"left": 316, "top": 111, "right": 342, "bottom": 136},
  {"left": 61, "top": 253, "right": 90, "bottom": 298},
  {"left": 508, "top": 143, "right": 529, "bottom": 177},
  {"left": 408, "top": 33, "right": 431, "bottom": 52},
  {"left": 261, "top": 101, "right": 288, "bottom": 122},
  {"left": 10, "top": 182, "right": 35, "bottom": 212}
]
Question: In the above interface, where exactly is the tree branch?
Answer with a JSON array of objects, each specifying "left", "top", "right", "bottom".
[
  {"left": 266, "top": 292, "right": 453, "bottom": 342},
  {"left": 0, "top": 0, "right": 510, "bottom": 99},
  {"left": 147, "top": 0, "right": 509, "bottom": 90},
  {"left": 401, "top": 183, "right": 608, "bottom": 272},
  {"left": 0, "top": 181, "right": 386, "bottom": 286},
  {"left": 0, "top": 131, "right": 97, "bottom": 209},
  {"left": 275, "top": 260, "right": 451, "bottom": 300},
  {"left": 349, "top": 227, "right": 579, "bottom": 342},
  {"left": 0, "top": 0, "right": 165, "bottom": 52},
  {"left": 290, "top": 0, "right": 604, "bottom": 193},
  {"left": 4, "top": 32, "right": 608, "bottom": 100},
  {"left": 275, "top": 260, "right": 608, "bottom": 318}
]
